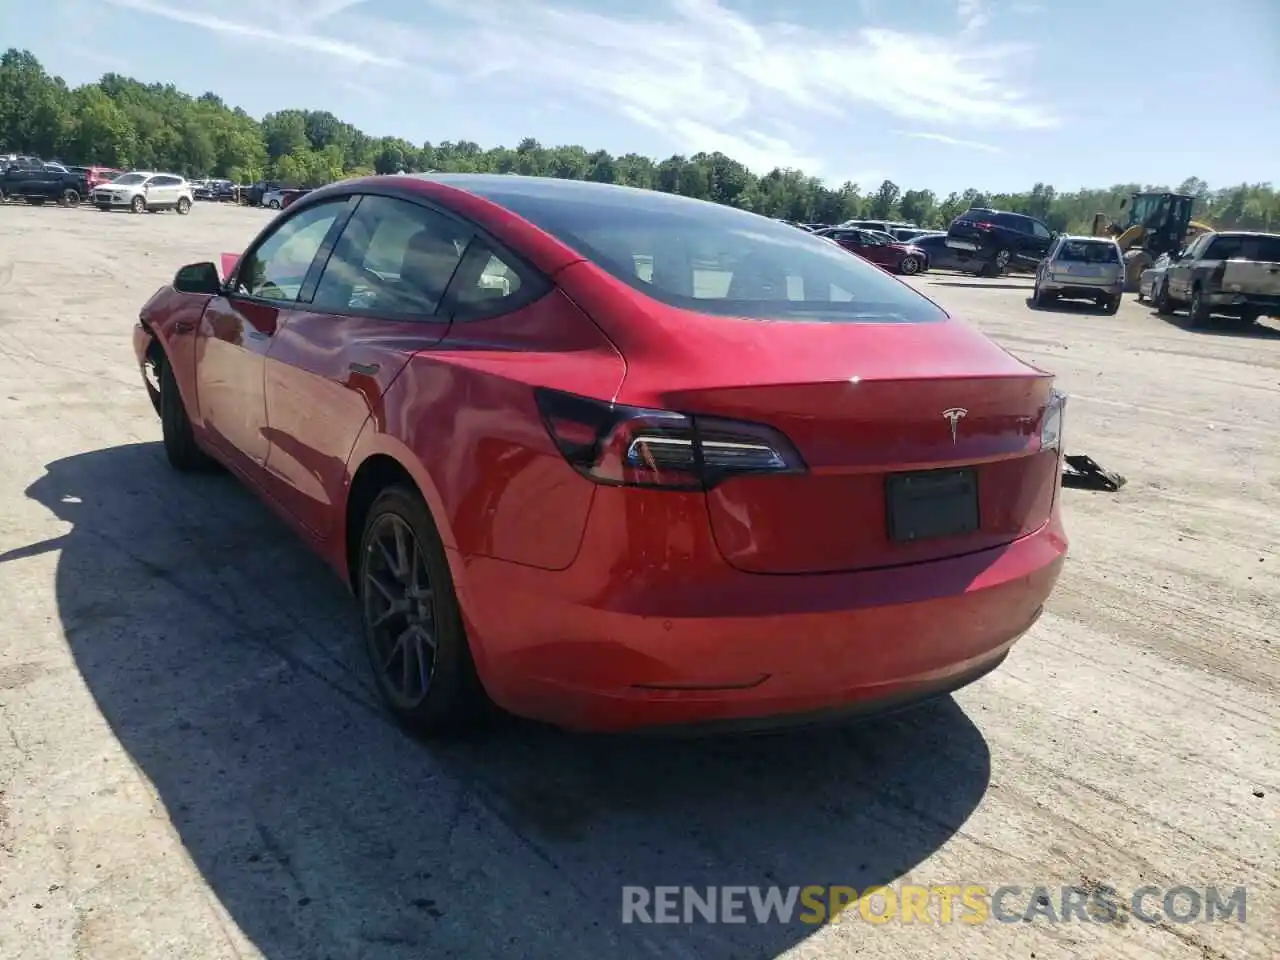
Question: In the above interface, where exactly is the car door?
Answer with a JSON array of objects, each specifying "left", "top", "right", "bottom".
[
  {"left": 196, "top": 197, "right": 353, "bottom": 473},
  {"left": 851, "top": 231, "right": 896, "bottom": 268},
  {"left": 261, "top": 193, "right": 476, "bottom": 540}
]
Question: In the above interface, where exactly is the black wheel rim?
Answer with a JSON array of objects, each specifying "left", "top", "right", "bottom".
[{"left": 363, "top": 513, "right": 437, "bottom": 708}]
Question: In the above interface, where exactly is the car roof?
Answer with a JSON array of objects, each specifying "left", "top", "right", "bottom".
[
  {"left": 407, "top": 172, "right": 733, "bottom": 216},
  {"left": 1208, "top": 230, "right": 1280, "bottom": 240},
  {"left": 1060, "top": 235, "right": 1118, "bottom": 243}
]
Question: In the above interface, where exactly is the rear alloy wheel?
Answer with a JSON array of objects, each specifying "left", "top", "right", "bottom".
[
  {"left": 159, "top": 355, "right": 214, "bottom": 471},
  {"left": 131, "top": 195, "right": 146, "bottom": 214},
  {"left": 898, "top": 255, "right": 922, "bottom": 276},
  {"left": 268, "top": 199, "right": 281, "bottom": 209},
  {"left": 59, "top": 188, "right": 80, "bottom": 207},
  {"left": 176, "top": 196, "right": 191, "bottom": 215},
  {"left": 992, "top": 248, "right": 1013, "bottom": 273},
  {"left": 358, "top": 487, "right": 484, "bottom": 734}
]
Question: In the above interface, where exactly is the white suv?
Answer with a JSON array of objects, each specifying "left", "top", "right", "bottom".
[{"left": 92, "top": 172, "right": 194, "bottom": 214}]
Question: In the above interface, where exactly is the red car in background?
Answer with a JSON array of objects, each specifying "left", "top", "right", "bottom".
[
  {"left": 85, "top": 166, "right": 124, "bottom": 190},
  {"left": 133, "top": 174, "right": 1067, "bottom": 735},
  {"left": 815, "top": 226, "right": 929, "bottom": 275}
]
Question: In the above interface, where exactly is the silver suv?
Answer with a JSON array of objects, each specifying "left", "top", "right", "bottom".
[
  {"left": 92, "top": 172, "right": 194, "bottom": 214},
  {"left": 1032, "top": 235, "right": 1125, "bottom": 314}
]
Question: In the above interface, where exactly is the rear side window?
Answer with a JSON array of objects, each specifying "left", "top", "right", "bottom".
[
  {"left": 491, "top": 193, "right": 946, "bottom": 323},
  {"left": 1057, "top": 241, "right": 1120, "bottom": 264}
]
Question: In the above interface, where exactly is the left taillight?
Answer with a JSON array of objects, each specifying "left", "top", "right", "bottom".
[
  {"left": 534, "top": 387, "right": 807, "bottom": 490},
  {"left": 1040, "top": 388, "right": 1066, "bottom": 453}
]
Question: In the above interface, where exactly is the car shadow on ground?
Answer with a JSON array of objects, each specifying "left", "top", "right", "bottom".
[
  {"left": 18, "top": 442, "right": 993, "bottom": 960},
  {"left": 926, "top": 280, "right": 1031, "bottom": 290},
  {"left": 1148, "top": 308, "right": 1280, "bottom": 339},
  {"left": 1023, "top": 297, "right": 1112, "bottom": 315}
]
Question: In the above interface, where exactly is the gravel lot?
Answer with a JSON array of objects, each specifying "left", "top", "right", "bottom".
[{"left": 0, "top": 201, "right": 1275, "bottom": 960}]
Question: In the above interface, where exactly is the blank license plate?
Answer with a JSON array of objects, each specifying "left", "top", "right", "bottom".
[
  {"left": 945, "top": 239, "right": 978, "bottom": 250},
  {"left": 886, "top": 468, "right": 980, "bottom": 543}
]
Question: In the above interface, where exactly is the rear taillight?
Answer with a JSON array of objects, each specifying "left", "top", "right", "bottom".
[
  {"left": 1040, "top": 388, "right": 1066, "bottom": 453},
  {"left": 535, "top": 387, "right": 806, "bottom": 490},
  {"left": 974, "top": 221, "right": 996, "bottom": 230}
]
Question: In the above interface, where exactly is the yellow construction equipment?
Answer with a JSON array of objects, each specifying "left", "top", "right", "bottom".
[{"left": 1091, "top": 192, "right": 1206, "bottom": 291}]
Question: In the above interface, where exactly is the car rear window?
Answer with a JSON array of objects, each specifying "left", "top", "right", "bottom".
[
  {"left": 1209, "top": 235, "right": 1280, "bottom": 261},
  {"left": 1058, "top": 241, "right": 1121, "bottom": 264},
  {"left": 490, "top": 192, "right": 947, "bottom": 323}
]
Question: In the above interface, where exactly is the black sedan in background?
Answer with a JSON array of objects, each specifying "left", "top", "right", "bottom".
[{"left": 902, "top": 233, "right": 977, "bottom": 273}]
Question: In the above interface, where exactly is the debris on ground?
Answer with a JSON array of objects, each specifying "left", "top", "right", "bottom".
[{"left": 1062, "top": 455, "right": 1127, "bottom": 492}]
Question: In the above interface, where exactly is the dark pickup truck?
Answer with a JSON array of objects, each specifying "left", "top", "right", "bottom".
[{"left": 0, "top": 164, "right": 90, "bottom": 206}]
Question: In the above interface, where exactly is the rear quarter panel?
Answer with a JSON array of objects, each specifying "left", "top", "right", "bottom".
[{"left": 351, "top": 288, "right": 626, "bottom": 571}]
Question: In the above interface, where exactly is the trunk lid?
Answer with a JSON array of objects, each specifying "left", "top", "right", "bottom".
[{"left": 652, "top": 317, "right": 1059, "bottom": 575}]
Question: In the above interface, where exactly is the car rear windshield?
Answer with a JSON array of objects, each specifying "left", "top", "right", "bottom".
[
  {"left": 1058, "top": 241, "right": 1121, "bottom": 263},
  {"left": 113, "top": 173, "right": 146, "bottom": 185},
  {"left": 493, "top": 192, "right": 947, "bottom": 323}
]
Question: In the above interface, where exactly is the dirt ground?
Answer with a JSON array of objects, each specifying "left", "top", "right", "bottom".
[{"left": 0, "top": 201, "right": 1275, "bottom": 960}]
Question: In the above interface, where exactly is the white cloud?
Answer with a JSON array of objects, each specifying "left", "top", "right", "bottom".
[
  {"left": 894, "top": 130, "right": 1003, "bottom": 153},
  {"left": 96, "top": 0, "right": 1056, "bottom": 175},
  {"left": 101, "top": 0, "right": 403, "bottom": 66},
  {"left": 956, "top": 0, "right": 990, "bottom": 35}
]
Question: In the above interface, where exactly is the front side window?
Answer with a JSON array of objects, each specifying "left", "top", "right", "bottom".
[
  {"left": 312, "top": 195, "right": 471, "bottom": 318},
  {"left": 486, "top": 191, "right": 946, "bottom": 322},
  {"left": 234, "top": 200, "right": 346, "bottom": 301}
]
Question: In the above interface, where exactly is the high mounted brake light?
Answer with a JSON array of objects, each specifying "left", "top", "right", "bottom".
[{"left": 535, "top": 387, "right": 807, "bottom": 490}]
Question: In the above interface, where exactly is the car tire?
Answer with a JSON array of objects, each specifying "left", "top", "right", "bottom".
[
  {"left": 992, "top": 248, "right": 1013, "bottom": 274},
  {"left": 176, "top": 196, "right": 191, "bottom": 215},
  {"left": 59, "top": 188, "right": 80, "bottom": 207},
  {"left": 357, "top": 485, "right": 486, "bottom": 735},
  {"left": 159, "top": 354, "right": 213, "bottom": 472},
  {"left": 898, "top": 256, "right": 922, "bottom": 276},
  {"left": 1188, "top": 288, "right": 1212, "bottom": 328},
  {"left": 1102, "top": 295, "right": 1120, "bottom": 315},
  {"left": 96, "top": 205, "right": 111, "bottom": 212},
  {"left": 268, "top": 199, "right": 281, "bottom": 210},
  {"left": 1154, "top": 281, "right": 1175, "bottom": 315},
  {"left": 131, "top": 195, "right": 147, "bottom": 214}
]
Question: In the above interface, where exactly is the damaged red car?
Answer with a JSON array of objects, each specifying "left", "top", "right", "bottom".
[{"left": 133, "top": 174, "right": 1068, "bottom": 734}]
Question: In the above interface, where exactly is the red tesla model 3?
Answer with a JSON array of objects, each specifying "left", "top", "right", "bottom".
[{"left": 133, "top": 174, "right": 1068, "bottom": 734}]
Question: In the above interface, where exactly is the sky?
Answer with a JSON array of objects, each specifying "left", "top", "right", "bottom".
[{"left": 4, "top": 0, "right": 1278, "bottom": 194}]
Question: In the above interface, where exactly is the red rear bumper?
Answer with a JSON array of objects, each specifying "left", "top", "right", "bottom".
[{"left": 453, "top": 487, "right": 1066, "bottom": 732}]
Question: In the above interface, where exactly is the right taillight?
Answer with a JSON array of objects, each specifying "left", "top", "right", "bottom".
[
  {"left": 1040, "top": 388, "right": 1066, "bottom": 454},
  {"left": 534, "top": 387, "right": 807, "bottom": 490}
]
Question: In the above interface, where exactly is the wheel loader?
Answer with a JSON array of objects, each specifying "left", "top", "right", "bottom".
[{"left": 1091, "top": 192, "right": 1212, "bottom": 292}]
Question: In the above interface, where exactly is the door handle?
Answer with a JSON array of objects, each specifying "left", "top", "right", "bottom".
[{"left": 349, "top": 362, "right": 380, "bottom": 376}]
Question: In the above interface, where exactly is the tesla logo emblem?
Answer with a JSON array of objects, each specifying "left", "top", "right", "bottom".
[{"left": 942, "top": 407, "right": 968, "bottom": 444}]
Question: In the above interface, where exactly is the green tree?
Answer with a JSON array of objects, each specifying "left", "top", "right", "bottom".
[{"left": 0, "top": 47, "right": 1275, "bottom": 234}]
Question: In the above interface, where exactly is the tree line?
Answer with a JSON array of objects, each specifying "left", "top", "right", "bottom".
[{"left": 2, "top": 48, "right": 1276, "bottom": 234}]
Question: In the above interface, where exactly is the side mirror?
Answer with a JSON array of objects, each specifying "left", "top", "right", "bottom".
[{"left": 174, "top": 262, "right": 222, "bottom": 295}]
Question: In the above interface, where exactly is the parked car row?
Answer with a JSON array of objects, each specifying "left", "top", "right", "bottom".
[{"left": 0, "top": 159, "right": 124, "bottom": 207}]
